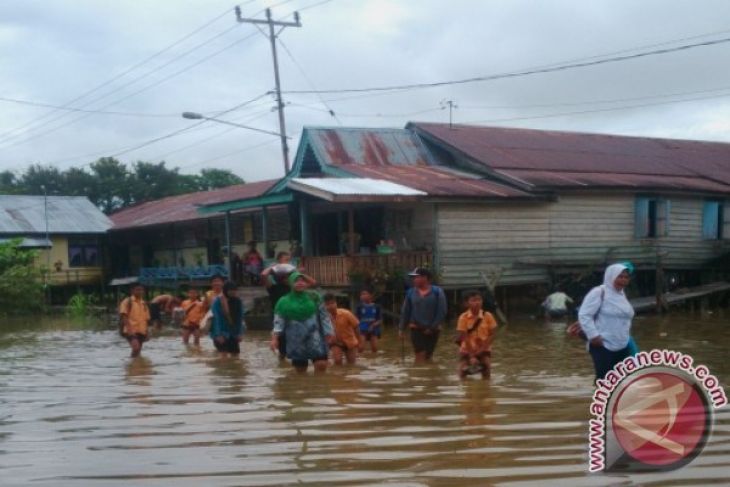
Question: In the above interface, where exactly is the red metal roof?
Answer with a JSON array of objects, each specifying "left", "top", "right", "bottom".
[
  {"left": 109, "top": 179, "right": 278, "bottom": 230},
  {"left": 344, "top": 165, "right": 531, "bottom": 198},
  {"left": 304, "top": 127, "right": 531, "bottom": 198},
  {"left": 412, "top": 123, "right": 730, "bottom": 193}
]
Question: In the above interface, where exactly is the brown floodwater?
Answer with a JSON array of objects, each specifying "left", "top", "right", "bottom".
[{"left": 1, "top": 310, "right": 729, "bottom": 486}]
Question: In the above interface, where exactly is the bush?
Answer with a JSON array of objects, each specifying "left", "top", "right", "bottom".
[{"left": 0, "top": 239, "right": 44, "bottom": 315}]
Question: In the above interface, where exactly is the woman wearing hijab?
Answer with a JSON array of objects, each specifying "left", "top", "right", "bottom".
[
  {"left": 270, "top": 272, "right": 335, "bottom": 372},
  {"left": 210, "top": 281, "right": 246, "bottom": 355},
  {"left": 578, "top": 263, "right": 635, "bottom": 380}
]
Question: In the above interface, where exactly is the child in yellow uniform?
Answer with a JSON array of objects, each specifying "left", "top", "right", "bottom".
[
  {"left": 181, "top": 288, "right": 205, "bottom": 346},
  {"left": 119, "top": 282, "right": 151, "bottom": 357},
  {"left": 324, "top": 294, "right": 361, "bottom": 365},
  {"left": 456, "top": 290, "right": 498, "bottom": 379}
]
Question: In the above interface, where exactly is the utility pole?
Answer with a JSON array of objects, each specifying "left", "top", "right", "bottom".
[
  {"left": 235, "top": 6, "right": 301, "bottom": 174},
  {"left": 441, "top": 99, "right": 458, "bottom": 129}
]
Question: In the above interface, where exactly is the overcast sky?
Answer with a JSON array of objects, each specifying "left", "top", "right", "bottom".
[{"left": 3, "top": 0, "right": 730, "bottom": 182}]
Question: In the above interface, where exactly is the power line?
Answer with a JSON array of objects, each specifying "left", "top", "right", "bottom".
[
  {"left": 179, "top": 138, "right": 279, "bottom": 169},
  {"left": 42, "top": 93, "right": 269, "bottom": 166},
  {"left": 0, "top": 3, "right": 250, "bottom": 142},
  {"left": 0, "top": 0, "right": 309, "bottom": 151},
  {"left": 281, "top": 34, "right": 730, "bottom": 95},
  {"left": 278, "top": 38, "right": 342, "bottom": 125},
  {"left": 0, "top": 96, "right": 182, "bottom": 118},
  {"left": 460, "top": 90, "right": 730, "bottom": 125},
  {"left": 150, "top": 108, "right": 273, "bottom": 160}
]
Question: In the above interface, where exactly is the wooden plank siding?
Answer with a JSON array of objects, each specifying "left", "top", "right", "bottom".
[{"left": 436, "top": 194, "right": 730, "bottom": 288}]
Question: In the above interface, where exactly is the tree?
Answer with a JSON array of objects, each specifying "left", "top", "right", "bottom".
[
  {"left": 0, "top": 239, "right": 43, "bottom": 315},
  {"left": 18, "top": 164, "right": 65, "bottom": 195},
  {"left": 0, "top": 170, "right": 18, "bottom": 193},
  {"left": 128, "top": 161, "right": 183, "bottom": 203},
  {"left": 196, "top": 168, "right": 244, "bottom": 190},
  {"left": 64, "top": 167, "right": 98, "bottom": 200},
  {"left": 89, "top": 157, "right": 131, "bottom": 213}
]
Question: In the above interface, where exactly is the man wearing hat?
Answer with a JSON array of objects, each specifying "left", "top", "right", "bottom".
[{"left": 399, "top": 267, "right": 448, "bottom": 363}]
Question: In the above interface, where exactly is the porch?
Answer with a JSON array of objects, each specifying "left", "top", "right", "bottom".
[{"left": 302, "top": 250, "right": 432, "bottom": 287}]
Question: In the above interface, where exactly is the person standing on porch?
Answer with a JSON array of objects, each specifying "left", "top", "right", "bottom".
[{"left": 399, "top": 267, "right": 448, "bottom": 364}]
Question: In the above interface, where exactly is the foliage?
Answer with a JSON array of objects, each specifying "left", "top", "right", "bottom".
[
  {"left": 66, "top": 292, "right": 97, "bottom": 318},
  {"left": 0, "top": 158, "right": 245, "bottom": 214},
  {"left": 347, "top": 266, "right": 407, "bottom": 291},
  {"left": 0, "top": 239, "right": 44, "bottom": 315}
]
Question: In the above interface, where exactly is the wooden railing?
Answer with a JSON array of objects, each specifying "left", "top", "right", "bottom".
[
  {"left": 301, "top": 251, "right": 432, "bottom": 287},
  {"left": 41, "top": 268, "right": 104, "bottom": 286}
]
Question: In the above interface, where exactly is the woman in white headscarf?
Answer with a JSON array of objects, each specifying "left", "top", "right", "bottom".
[{"left": 578, "top": 263, "right": 635, "bottom": 380}]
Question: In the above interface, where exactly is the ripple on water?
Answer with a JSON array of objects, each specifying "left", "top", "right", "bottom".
[{"left": 1, "top": 313, "right": 729, "bottom": 486}]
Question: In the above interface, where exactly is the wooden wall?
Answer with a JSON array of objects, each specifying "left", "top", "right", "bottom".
[{"left": 437, "top": 193, "right": 730, "bottom": 288}]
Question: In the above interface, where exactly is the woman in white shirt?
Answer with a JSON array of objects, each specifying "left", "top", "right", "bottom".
[{"left": 578, "top": 263, "right": 635, "bottom": 380}]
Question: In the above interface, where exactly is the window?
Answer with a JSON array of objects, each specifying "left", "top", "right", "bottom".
[
  {"left": 68, "top": 237, "right": 100, "bottom": 267},
  {"left": 635, "top": 197, "right": 670, "bottom": 238},
  {"left": 702, "top": 201, "right": 725, "bottom": 240}
]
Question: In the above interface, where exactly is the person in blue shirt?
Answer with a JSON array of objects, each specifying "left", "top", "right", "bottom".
[
  {"left": 399, "top": 267, "right": 448, "bottom": 364},
  {"left": 356, "top": 288, "right": 382, "bottom": 353},
  {"left": 210, "top": 281, "right": 246, "bottom": 356}
]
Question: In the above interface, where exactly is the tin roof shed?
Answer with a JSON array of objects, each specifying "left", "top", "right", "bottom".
[{"left": 0, "top": 195, "right": 112, "bottom": 235}]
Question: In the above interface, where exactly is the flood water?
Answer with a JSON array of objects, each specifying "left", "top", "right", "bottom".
[{"left": 1, "top": 311, "right": 729, "bottom": 486}]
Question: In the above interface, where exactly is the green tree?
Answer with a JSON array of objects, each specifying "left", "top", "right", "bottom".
[
  {"left": 18, "top": 164, "right": 65, "bottom": 195},
  {"left": 63, "top": 167, "right": 98, "bottom": 199},
  {"left": 128, "top": 161, "right": 182, "bottom": 203},
  {"left": 0, "top": 239, "right": 43, "bottom": 315},
  {"left": 89, "top": 157, "right": 131, "bottom": 213},
  {"left": 196, "top": 168, "right": 244, "bottom": 190},
  {"left": 0, "top": 170, "right": 18, "bottom": 193}
]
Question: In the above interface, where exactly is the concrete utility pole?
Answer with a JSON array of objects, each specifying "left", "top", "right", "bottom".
[{"left": 235, "top": 6, "right": 301, "bottom": 174}]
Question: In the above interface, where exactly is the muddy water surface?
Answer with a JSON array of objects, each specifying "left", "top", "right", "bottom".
[{"left": 1, "top": 311, "right": 729, "bottom": 486}]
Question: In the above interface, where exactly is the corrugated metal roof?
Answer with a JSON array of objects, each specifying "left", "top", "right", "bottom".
[
  {"left": 109, "top": 180, "right": 277, "bottom": 230},
  {"left": 303, "top": 127, "right": 532, "bottom": 199},
  {"left": 0, "top": 195, "right": 112, "bottom": 234},
  {"left": 289, "top": 177, "right": 426, "bottom": 198},
  {"left": 0, "top": 237, "right": 52, "bottom": 247},
  {"left": 307, "top": 127, "right": 437, "bottom": 167},
  {"left": 341, "top": 165, "right": 531, "bottom": 198},
  {"left": 412, "top": 123, "right": 730, "bottom": 193}
]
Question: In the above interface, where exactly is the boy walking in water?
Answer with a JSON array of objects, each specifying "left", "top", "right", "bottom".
[
  {"left": 356, "top": 288, "right": 382, "bottom": 353},
  {"left": 456, "top": 290, "right": 498, "bottom": 379},
  {"left": 119, "top": 282, "right": 151, "bottom": 357},
  {"left": 181, "top": 287, "right": 205, "bottom": 346},
  {"left": 324, "top": 294, "right": 361, "bottom": 365}
]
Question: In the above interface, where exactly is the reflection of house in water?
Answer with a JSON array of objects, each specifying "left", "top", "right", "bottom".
[
  {"left": 107, "top": 123, "right": 730, "bottom": 306},
  {"left": 0, "top": 195, "right": 111, "bottom": 301}
]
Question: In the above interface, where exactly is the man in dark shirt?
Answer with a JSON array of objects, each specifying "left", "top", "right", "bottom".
[{"left": 399, "top": 267, "right": 448, "bottom": 363}]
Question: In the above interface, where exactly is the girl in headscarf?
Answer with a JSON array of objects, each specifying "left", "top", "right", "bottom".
[
  {"left": 210, "top": 281, "right": 246, "bottom": 355},
  {"left": 578, "top": 263, "right": 636, "bottom": 380},
  {"left": 270, "top": 272, "right": 335, "bottom": 372}
]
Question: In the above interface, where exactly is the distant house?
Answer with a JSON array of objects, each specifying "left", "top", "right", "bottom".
[
  {"left": 107, "top": 123, "right": 730, "bottom": 296},
  {"left": 0, "top": 195, "right": 112, "bottom": 286},
  {"left": 107, "top": 180, "right": 283, "bottom": 284},
  {"left": 197, "top": 124, "right": 730, "bottom": 291}
]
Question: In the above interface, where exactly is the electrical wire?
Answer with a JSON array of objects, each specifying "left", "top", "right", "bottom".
[
  {"left": 0, "top": 3, "right": 253, "bottom": 142},
  {"left": 282, "top": 34, "right": 730, "bottom": 95}
]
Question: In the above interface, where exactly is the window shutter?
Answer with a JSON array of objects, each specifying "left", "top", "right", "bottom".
[
  {"left": 702, "top": 201, "right": 719, "bottom": 240},
  {"left": 662, "top": 199, "right": 671, "bottom": 237},
  {"left": 634, "top": 197, "right": 649, "bottom": 238},
  {"left": 722, "top": 201, "right": 730, "bottom": 240}
]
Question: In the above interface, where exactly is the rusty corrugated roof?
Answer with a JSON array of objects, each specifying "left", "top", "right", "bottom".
[
  {"left": 411, "top": 123, "right": 730, "bottom": 193},
  {"left": 0, "top": 195, "right": 111, "bottom": 234},
  {"left": 109, "top": 179, "right": 278, "bottom": 230},
  {"left": 304, "top": 127, "right": 532, "bottom": 198}
]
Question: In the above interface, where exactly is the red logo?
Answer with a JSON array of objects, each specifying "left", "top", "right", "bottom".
[{"left": 610, "top": 371, "right": 711, "bottom": 470}]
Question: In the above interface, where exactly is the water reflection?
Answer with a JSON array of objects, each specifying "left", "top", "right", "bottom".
[{"left": 0, "top": 312, "right": 728, "bottom": 486}]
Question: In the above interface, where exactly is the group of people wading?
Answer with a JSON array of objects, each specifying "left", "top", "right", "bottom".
[{"left": 118, "top": 257, "right": 637, "bottom": 382}]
